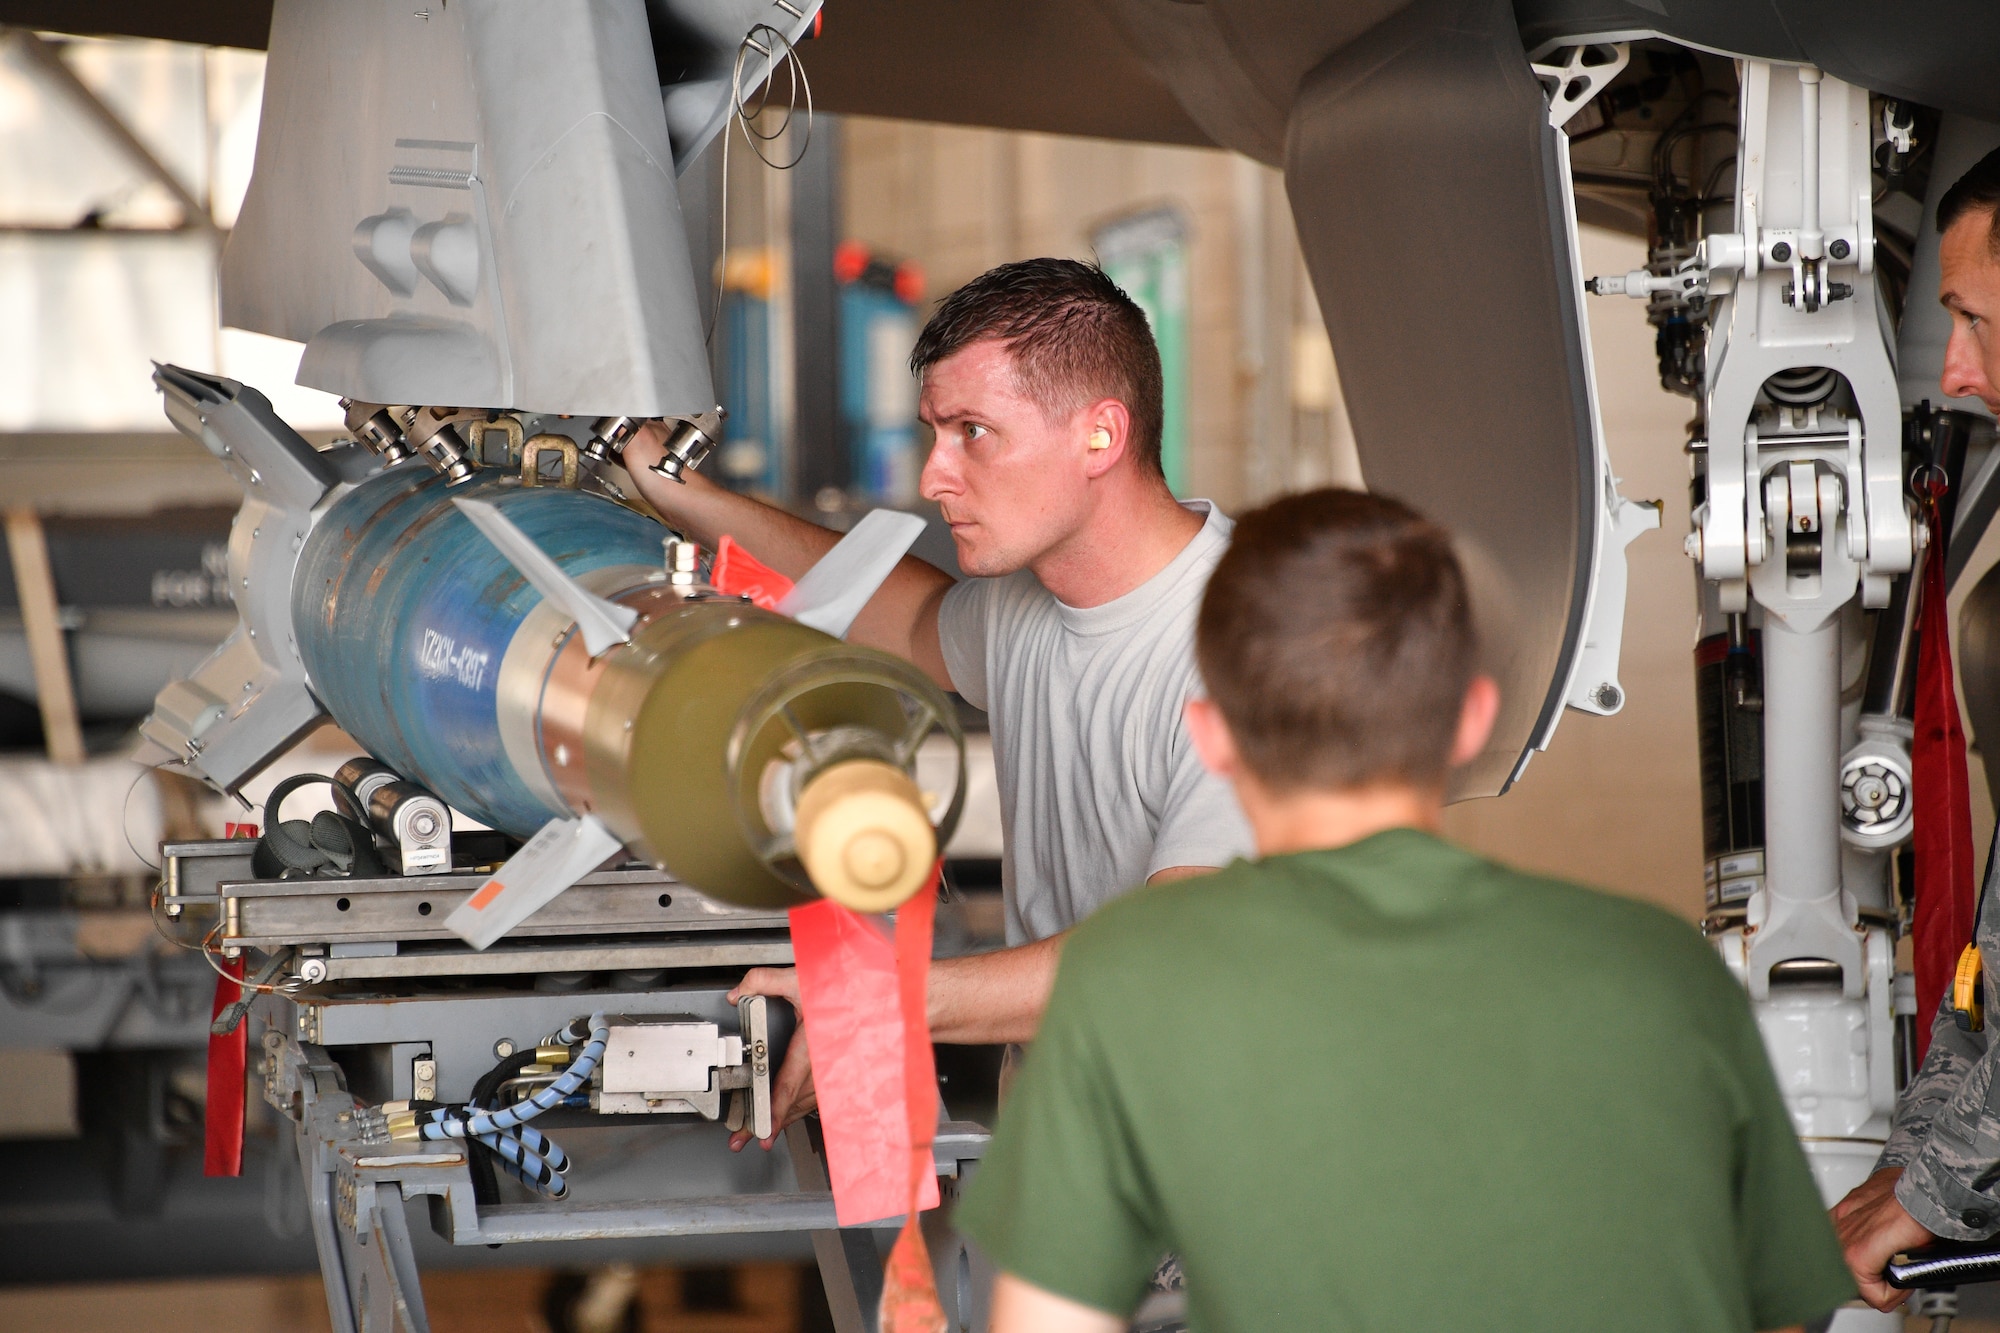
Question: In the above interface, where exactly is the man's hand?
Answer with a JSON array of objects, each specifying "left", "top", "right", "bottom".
[
  {"left": 1832, "top": 1167, "right": 1935, "bottom": 1311},
  {"left": 728, "top": 966, "right": 814, "bottom": 1151},
  {"left": 729, "top": 868, "right": 1219, "bottom": 1147}
]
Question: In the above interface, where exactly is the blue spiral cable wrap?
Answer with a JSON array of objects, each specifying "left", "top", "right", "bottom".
[
  {"left": 483, "top": 1128, "right": 568, "bottom": 1198},
  {"left": 416, "top": 1113, "right": 574, "bottom": 1177},
  {"left": 414, "top": 1013, "right": 607, "bottom": 1197},
  {"left": 503, "top": 1123, "right": 570, "bottom": 1174},
  {"left": 419, "top": 1013, "right": 607, "bottom": 1142},
  {"left": 462, "top": 1124, "right": 571, "bottom": 1197}
]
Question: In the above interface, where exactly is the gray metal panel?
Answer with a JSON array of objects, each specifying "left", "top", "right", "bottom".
[
  {"left": 136, "top": 367, "right": 342, "bottom": 791},
  {"left": 1776, "top": 2, "right": 2000, "bottom": 124},
  {"left": 0, "top": 1, "right": 273, "bottom": 48},
  {"left": 13, "top": 1, "right": 2000, "bottom": 143},
  {"left": 223, "top": 869, "right": 786, "bottom": 950},
  {"left": 224, "top": 0, "right": 714, "bottom": 418},
  {"left": 1, "top": 0, "right": 1222, "bottom": 151},
  {"left": 1284, "top": 0, "right": 1595, "bottom": 797},
  {"left": 1514, "top": 0, "right": 2000, "bottom": 122},
  {"left": 1201, "top": 0, "right": 1409, "bottom": 144},
  {"left": 1086, "top": 0, "right": 1293, "bottom": 166},
  {"left": 1512, "top": 0, "right": 1802, "bottom": 61},
  {"left": 797, "top": 0, "right": 1219, "bottom": 150}
]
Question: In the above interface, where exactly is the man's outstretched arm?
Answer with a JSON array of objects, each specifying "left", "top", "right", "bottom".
[
  {"left": 725, "top": 866, "right": 1214, "bottom": 1149},
  {"left": 621, "top": 428, "right": 955, "bottom": 685},
  {"left": 928, "top": 864, "right": 1212, "bottom": 1044}
]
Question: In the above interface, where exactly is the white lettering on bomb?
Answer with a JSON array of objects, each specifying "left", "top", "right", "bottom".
[{"left": 417, "top": 628, "right": 490, "bottom": 690}]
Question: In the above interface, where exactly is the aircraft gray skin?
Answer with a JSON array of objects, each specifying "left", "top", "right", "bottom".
[{"left": 8, "top": 2, "right": 2000, "bottom": 1330}]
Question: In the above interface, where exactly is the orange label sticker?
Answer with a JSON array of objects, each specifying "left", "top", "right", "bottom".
[{"left": 467, "top": 879, "right": 506, "bottom": 911}]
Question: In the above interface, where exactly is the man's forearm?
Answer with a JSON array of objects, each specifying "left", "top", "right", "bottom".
[
  {"left": 929, "top": 933, "right": 1066, "bottom": 1045},
  {"left": 624, "top": 446, "right": 843, "bottom": 577},
  {"left": 931, "top": 869, "right": 1214, "bottom": 1046},
  {"left": 621, "top": 429, "right": 956, "bottom": 681}
]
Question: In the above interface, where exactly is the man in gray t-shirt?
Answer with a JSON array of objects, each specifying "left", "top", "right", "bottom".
[
  {"left": 626, "top": 257, "right": 1252, "bottom": 1147},
  {"left": 939, "top": 498, "right": 1249, "bottom": 946}
]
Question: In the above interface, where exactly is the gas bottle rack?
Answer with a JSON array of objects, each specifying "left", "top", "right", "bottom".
[{"left": 162, "top": 838, "right": 993, "bottom": 1333}]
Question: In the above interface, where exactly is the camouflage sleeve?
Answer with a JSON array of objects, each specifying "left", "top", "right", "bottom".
[
  {"left": 1893, "top": 991, "right": 2000, "bottom": 1240},
  {"left": 1879, "top": 991, "right": 1985, "bottom": 1171}
]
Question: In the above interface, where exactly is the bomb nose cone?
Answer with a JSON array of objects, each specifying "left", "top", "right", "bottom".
[{"left": 794, "top": 759, "right": 936, "bottom": 913}]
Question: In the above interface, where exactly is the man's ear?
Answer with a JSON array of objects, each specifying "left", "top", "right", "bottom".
[
  {"left": 1448, "top": 675, "right": 1501, "bottom": 768},
  {"left": 1080, "top": 399, "right": 1133, "bottom": 479},
  {"left": 1183, "top": 696, "right": 1242, "bottom": 779}
]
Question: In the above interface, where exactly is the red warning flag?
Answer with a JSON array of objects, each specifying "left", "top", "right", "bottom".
[
  {"left": 786, "top": 872, "right": 942, "bottom": 1227},
  {"left": 712, "top": 535, "right": 794, "bottom": 610},
  {"left": 1913, "top": 493, "right": 1976, "bottom": 1065},
  {"left": 204, "top": 954, "right": 247, "bottom": 1177},
  {"left": 880, "top": 868, "right": 949, "bottom": 1333}
]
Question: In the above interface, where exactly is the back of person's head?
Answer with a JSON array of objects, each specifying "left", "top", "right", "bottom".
[
  {"left": 1198, "top": 488, "right": 1475, "bottom": 792},
  {"left": 1938, "top": 146, "right": 2000, "bottom": 251},
  {"left": 910, "top": 257, "right": 1166, "bottom": 475}
]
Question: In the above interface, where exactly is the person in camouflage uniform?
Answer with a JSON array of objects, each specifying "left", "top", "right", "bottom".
[{"left": 1833, "top": 147, "right": 2000, "bottom": 1312}]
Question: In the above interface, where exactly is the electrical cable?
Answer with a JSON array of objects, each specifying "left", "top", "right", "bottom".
[
  {"left": 464, "top": 1045, "right": 541, "bottom": 1203},
  {"left": 1700, "top": 154, "right": 1737, "bottom": 207},
  {"left": 418, "top": 1013, "right": 605, "bottom": 1139},
  {"left": 148, "top": 878, "right": 206, "bottom": 951},
  {"left": 200, "top": 920, "right": 302, "bottom": 996},
  {"left": 1649, "top": 87, "right": 1731, "bottom": 188},
  {"left": 479, "top": 1125, "right": 569, "bottom": 1197},
  {"left": 211, "top": 945, "right": 297, "bottom": 1034},
  {"left": 410, "top": 1016, "right": 609, "bottom": 1198},
  {"left": 121, "top": 763, "right": 164, "bottom": 872},
  {"left": 706, "top": 19, "right": 815, "bottom": 346}
]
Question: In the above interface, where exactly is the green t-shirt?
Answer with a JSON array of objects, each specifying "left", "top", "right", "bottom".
[{"left": 954, "top": 829, "right": 1854, "bottom": 1332}]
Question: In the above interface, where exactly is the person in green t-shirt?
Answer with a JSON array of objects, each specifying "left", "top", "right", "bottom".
[{"left": 952, "top": 487, "right": 1855, "bottom": 1333}]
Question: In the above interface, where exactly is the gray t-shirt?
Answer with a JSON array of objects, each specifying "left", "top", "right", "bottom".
[{"left": 938, "top": 501, "right": 1254, "bottom": 945}]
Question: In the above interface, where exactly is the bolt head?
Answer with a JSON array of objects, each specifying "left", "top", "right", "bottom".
[
  {"left": 1771, "top": 241, "right": 1793, "bottom": 262},
  {"left": 1830, "top": 238, "right": 1851, "bottom": 259}
]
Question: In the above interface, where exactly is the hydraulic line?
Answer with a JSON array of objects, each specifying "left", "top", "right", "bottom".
[
  {"left": 463, "top": 1046, "right": 541, "bottom": 1203},
  {"left": 384, "top": 1103, "right": 576, "bottom": 1200},
  {"left": 481, "top": 1126, "right": 569, "bottom": 1197},
  {"left": 389, "top": 1013, "right": 607, "bottom": 1200},
  {"left": 416, "top": 1013, "right": 605, "bottom": 1140}
]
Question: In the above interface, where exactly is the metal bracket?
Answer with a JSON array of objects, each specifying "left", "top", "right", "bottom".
[
  {"left": 1529, "top": 42, "right": 1630, "bottom": 131},
  {"left": 137, "top": 366, "right": 384, "bottom": 792}
]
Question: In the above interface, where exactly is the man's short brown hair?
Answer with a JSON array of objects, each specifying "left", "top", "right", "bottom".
[
  {"left": 910, "top": 258, "right": 1165, "bottom": 475},
  {"left": 1198, "top": 489, "right": 1476, "bottom": 792},
  {"left": 1940, "top": 147, "right": 2000, "bottom": 255}
]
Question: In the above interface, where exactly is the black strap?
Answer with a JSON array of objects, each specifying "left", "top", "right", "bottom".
[{"left": 251, "top": 773, "right": 385, "bottom": 880}]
